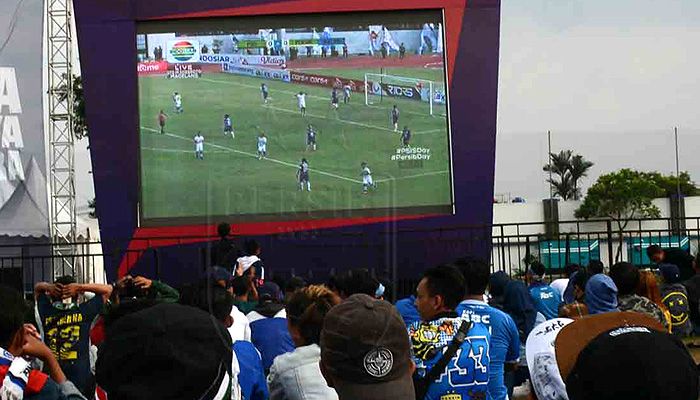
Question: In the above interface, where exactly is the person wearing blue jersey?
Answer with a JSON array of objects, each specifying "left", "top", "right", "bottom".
[
  {"left": 401, "top": 126, "right": 411, "bottom": 147},
  {"left": 297, "top": 158, "right": 311, "bottom": 192},
  {"left": 395, "top": 295, "right": 420, "bottom": 327},
  {"left": 526, "top": 262, "right": 561, "bottom": 320},
  {"left": 391, "top": 105, "right": 400, "bottom": 132},
  {"left": 455, "top": 258, "right": 520, "bottom": 400},
  {"left": 330, "top": 88, "right": 339, "bottom": 110},
  {"left": 261, "top": 83, "right": 269, "bottom": 104},
  {"left": 306, "top": 124, "right": 317, "bottom": 151},
  {"left": 408, "top": 265, "right": 490, "bottom": 400}
]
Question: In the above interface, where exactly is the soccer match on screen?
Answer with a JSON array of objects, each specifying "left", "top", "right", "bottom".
[{"left": 137, "top": 11, "right": 453, "bottom": 222}]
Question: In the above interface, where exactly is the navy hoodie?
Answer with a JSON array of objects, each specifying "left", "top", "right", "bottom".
[{"left": 247, "top": 302, "right": 294, "bottom": 371}]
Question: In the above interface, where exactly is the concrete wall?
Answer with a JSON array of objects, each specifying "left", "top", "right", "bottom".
[{"left": 494, "top": 197, "right": 700, "bottom": 229}]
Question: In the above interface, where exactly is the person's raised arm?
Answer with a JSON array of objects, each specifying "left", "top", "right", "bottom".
[
  {"left": 21, "top": 326, "right": 66, "bottom": 384},
  {"left": 69, "top": 283, "right": 113, "bottom": 302},
  {"left": 34, "top": 281, "right": 59, "bottom": 300}
]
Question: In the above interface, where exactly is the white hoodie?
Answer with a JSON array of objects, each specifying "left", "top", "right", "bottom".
[{"left": 267, "top": 344, "right": 338, "bottom": 400}]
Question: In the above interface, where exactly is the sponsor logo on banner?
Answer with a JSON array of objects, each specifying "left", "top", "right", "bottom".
[
  {"left": 223, "top": 63, "right": 290, "bottom": 82},
  {"left": 199, "top": 54, "right": 286, "bottom": 66},
  {"left": 167, "top": 40, "right": 200, "bottom": 63},
  {"left": 137, "top": 61, "right": 169, "bottom": 75},
  {"left": 199, "top": 54, "right": 234, "bottom": 64},
  {"left": 291, "top": 71, "right": 364, "bottom": 92},
  {"left": 228, "top": 55, "right": 286, "bottom": 67},
  {"left": 381, "top": 83, "right": 421, "bottom": 101}
]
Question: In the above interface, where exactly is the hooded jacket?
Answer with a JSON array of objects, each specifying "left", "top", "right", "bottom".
[
  {"left": 585, "top": 274, "right": 619, "bottom": 315},
  {"left": 267, "top": 344, "right": 338, "bottom": 400},
  {"left": 489, "top": 273, "right": 537, "bottom": 343},
  {"left": 247, "top": 302, "right": 294, "bottom": 371}
]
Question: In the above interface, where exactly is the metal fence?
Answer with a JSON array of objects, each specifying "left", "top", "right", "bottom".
[{"left": 1, "top": 217, "right": 698, "bottom": 298}]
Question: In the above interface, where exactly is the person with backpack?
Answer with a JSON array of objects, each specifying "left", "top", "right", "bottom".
[
  {"left": 408, "top": 265, "right": 490, "bottom": 400},
  {"left": 659, "top": 264, "right": 693, "bottom": 336}
]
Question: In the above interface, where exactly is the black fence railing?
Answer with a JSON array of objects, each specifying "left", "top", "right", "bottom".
[{"left": 1, "top": 217, "right": 698, "bottom": 298}]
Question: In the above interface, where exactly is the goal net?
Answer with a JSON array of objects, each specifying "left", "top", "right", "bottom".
[{"left": 364, "top": 73, "right": 446, "bottom": 117}]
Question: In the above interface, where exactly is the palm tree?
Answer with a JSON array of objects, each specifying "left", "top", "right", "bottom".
[
  {"left": 543, "top": 150, "right": 594, "bottom": 200},
  {"left": 549, "top": 172, "right": 575, "bottom": 200},
  {"left": 569, "top": 155, "right": 594, "bottom": 200},
  {"left": 544, "top": 150, "right": 573, "bottom": 200}
]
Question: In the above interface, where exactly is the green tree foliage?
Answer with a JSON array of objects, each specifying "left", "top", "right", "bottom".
[
  {"left": 543, "top": 150, "right": 594, "bottom": 200},
  {"left": 646, "top": 171, "right": 699, "bottom": 197},
  {"left": 73, "top": 75, "right": 87, "bottom": 139},
  {"left": 575, "top": 169, "right": 664, "bottom": 261}
]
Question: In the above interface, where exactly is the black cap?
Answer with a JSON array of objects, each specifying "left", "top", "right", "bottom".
[
  {"left": 320, "top": 294, "right": 415, "bottom": 400},
  {"left": 566, "top": 325, "right": 698, "bottom": 400},
  {"left": 258, "top": 281, "right": 282, "bottom": 302},
  {"left": 96, "top": 303, "right": 233, "bottom": 400}
]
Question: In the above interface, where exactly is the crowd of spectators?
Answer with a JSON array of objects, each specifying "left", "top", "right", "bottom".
[{"left": 1, "top": 226, "right": 699, "bottom": 400}]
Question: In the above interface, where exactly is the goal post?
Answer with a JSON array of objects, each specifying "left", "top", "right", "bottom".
[{"left": 364, "top": 73, "right": 446, "bottom": 117}]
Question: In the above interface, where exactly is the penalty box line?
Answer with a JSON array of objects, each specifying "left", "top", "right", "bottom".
[
  {"left": 199, "top": 77, "right": 444, "bottom": 132},
  {"left": 200, "top": 77, "right": 392, "bottom": 133},
  {"left": 141, "top": 126, "right": 362, "bottom": 184}
]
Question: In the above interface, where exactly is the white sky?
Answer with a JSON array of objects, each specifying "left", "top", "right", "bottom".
[
  {"left": 73, "top": 1, "right": 700, "bottom": 207},
  {"left": 495, "top": 0, "right": 700, "bottom": 201}
]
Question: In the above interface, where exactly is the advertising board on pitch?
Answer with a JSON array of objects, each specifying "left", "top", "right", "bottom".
[
  {"left": 166, "top": 40, "right": 201, "bottom": 63},
  {"left": 193, "top": 53, "right": 287, "bottom": 67},
  {"left": 222, "top": 63, "right": 290, "bottom": 82}
]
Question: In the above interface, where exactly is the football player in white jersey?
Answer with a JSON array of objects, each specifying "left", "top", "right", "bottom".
[
  {"left": 193, "top": 131, "right": 204, "bottom": 159},
  {"left": 360, "top": 162, "right": 376, "bottom": 194},
  {"left": 343, "top": 84, "right": 351, "bottom": 104},
  {"left": 173, "top": 92, "right": 183, "bottom": 113},
  {"left": 295, "top": 92, "right": 307, "bottom": 116},
  {"left": 257, "top": 132, "right": 268, "bottom": 160}
]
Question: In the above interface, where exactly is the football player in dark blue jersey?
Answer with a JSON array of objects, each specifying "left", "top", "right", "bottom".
[{"left": 297, "top": 158, "right": 310, "bottom": 191}]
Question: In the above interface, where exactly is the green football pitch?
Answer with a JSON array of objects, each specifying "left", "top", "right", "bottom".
[{"left": 138, "top": 67, "right": 453, "bottom": 222}]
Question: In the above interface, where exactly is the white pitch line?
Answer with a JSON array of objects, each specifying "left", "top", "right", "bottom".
[
  {"left": 375, "top": 170, "right": 449, "bottom": 183},
  {"left": 413, "top": 128, "right": 446, "bottom": 135},
  {"left": 200, "top": 77, "right": 392, "bottom": 133},
  {"left": 199, "top": 76, "right": 446, "bottom": 131},
  {"left": 141, "top": 147, "right": 227, "bottom": 154},
  {"left": 265, "top": 105, "right": 395, "bottom": 133},
  {"left": 141, "top": 126, "right": 362, "bottom": 184},
  {"left": 200, "top": 77, "right": 331, "bottom": 102}
]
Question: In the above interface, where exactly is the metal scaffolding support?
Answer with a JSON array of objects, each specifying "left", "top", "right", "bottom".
[{"left": 47, "top": 0, "right": 76, "bottom": 276}]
